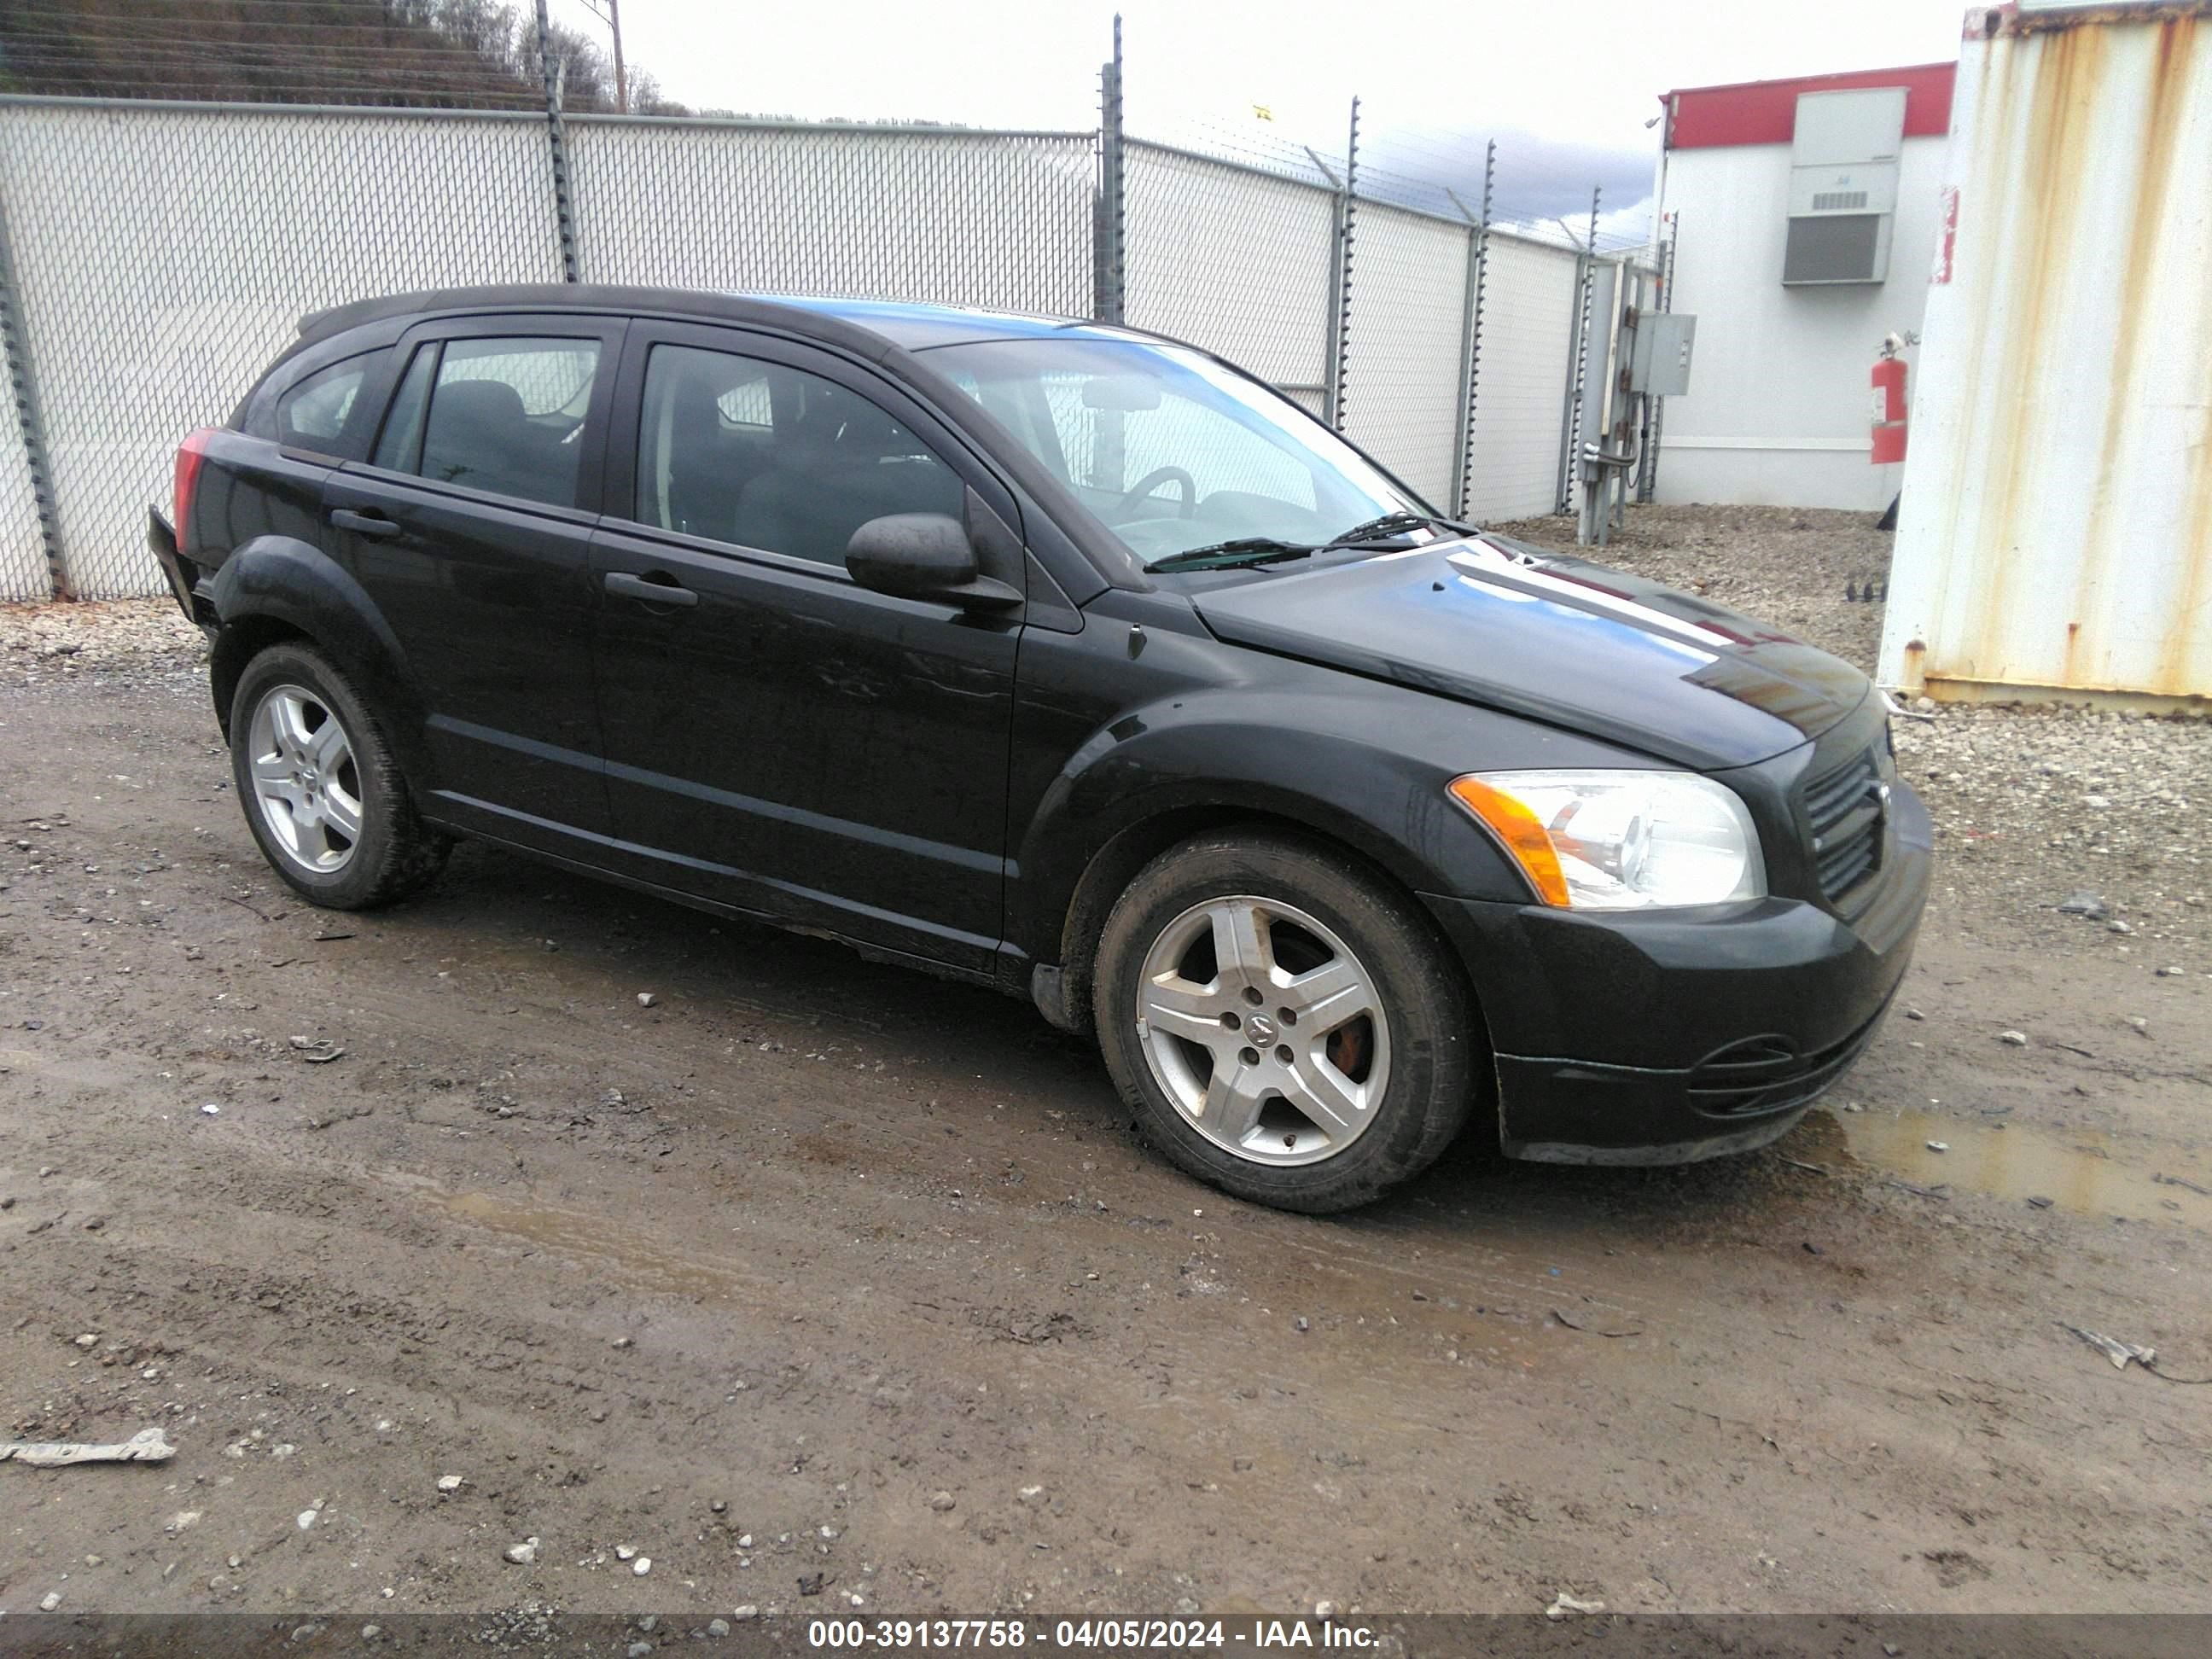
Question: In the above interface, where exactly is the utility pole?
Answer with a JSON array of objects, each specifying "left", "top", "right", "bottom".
[
  {"left": 608, "top": 0, "right": 627, "bottom": 114},
  {"left": 579, "top": 0, "right": 630, "bottom": 112}
]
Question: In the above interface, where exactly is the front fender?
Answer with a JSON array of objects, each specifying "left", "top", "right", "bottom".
[
  {"left": 1009, "top": 683, "right": 1567, "bottom": 965},
  {"left": 207, "top": 536, "right": 434, "bottom": 785}
]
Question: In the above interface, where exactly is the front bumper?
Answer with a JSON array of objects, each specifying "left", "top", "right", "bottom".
[{"left": 1422, "top": 779, "right": 1931, "bottom": 1165}]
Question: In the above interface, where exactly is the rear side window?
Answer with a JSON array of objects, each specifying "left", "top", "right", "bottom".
[
  {"left": 275, "top": 352, "right": 378, "bottom": 452},
  {"left": 379, "top": 336, "right": 602, "bottom": 509}
]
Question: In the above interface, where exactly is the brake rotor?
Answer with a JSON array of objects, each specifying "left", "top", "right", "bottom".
[{"left": 1326, "top": 1019, "right": 1371, "bottom": 1080}]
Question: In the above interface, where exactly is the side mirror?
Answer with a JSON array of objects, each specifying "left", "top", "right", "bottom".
[{"left": 846, "top": 514, "right": 1021, "bottom": 609}]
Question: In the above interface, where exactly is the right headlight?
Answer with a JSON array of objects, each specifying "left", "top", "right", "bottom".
[{"left": 1447, "top": 769, "right": 1766, "bottom": 911}]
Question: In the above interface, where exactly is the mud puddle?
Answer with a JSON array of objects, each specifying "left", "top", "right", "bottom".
[
  {"left": 377, "top": 1173, "right": 765, "bottom": 1302},
  {"left": 1805, "top": 1106, "right": 2212, "bottom": 1230}
]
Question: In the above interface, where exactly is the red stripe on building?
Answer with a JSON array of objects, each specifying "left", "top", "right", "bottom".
[{"left": 1665, "top": 62, "right": 1956, "bottom": 149}]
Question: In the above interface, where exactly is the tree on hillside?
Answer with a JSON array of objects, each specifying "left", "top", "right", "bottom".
[{"left": 0, "top": 0, "right": 687, "bottom": 113}]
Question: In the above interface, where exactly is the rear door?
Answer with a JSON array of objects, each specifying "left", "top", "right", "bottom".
[
  {"left": 587, "top": 322, "right": 1025, "bottom": 974},
  {"left": 323, "top": 314, "right": 625, "bottom": 847}
]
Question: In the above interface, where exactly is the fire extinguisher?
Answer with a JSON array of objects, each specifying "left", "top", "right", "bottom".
[{"left": 1871, "top": 333, "right": 1914, "bottom": 465}]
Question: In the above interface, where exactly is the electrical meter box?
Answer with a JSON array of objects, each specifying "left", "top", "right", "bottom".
[{"left": 1629, "top": 313, "right": 1696, "bottom": 396}]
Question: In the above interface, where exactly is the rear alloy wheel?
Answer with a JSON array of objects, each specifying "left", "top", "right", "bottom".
[
  {"left": 246, "top": 683, "right": 364, "bottom": 876},
  {"left": 230, "top": 642, "right": 451, "bottom": 910},
  {"left": 1095, "top": 833, "right": 1477, "bottom": 1212}
]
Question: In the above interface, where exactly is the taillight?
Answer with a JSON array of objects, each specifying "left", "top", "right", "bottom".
[{"left": 173, "top": 428, "right": 217, "bottom": 553}]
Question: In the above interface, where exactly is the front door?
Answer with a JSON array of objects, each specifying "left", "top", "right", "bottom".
[
  {"left": 588, "top": 324, "right": 1024, "bottom": 974},
  {"left": 323, "top": 317, "right": 626, "bottom": 847}
]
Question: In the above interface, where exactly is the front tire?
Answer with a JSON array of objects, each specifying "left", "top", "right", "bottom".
[
  {"left": 1093, "top": 832, "right": 1478, "bottom": 1213},
  {"left": 230, "top": 642, "right": 450, "bottom": 910}
]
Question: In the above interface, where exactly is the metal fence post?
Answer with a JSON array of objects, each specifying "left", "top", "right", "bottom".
[
  {"left": 1553, "top": 186, "right": 1599, "bottom": 514},
  {"left": 1323, "top": 96, "right": 1360, "bottom": 431},
  {"left": 1552, "top": 251, "right": 1589, "bottom": 515},
  {"left": 1447, "top": 141, "right": 1494, "bottom": 521},
  {"left": 0, "top": 202, "right": 65, "bottom": 601},
  {"left": 1637, "top": 215, "right": 1677, "bottom": 504},
  {"left": 535, "top": 0, "right": 582, "bottom": 283},
  {"left": 1092, "top": 15, "right": 1126, "bottom": 325}
]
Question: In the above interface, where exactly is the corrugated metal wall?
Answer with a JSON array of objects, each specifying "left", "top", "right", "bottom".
[{"left": 1879, "top": 0, "right": 2212, "bottom": 705}]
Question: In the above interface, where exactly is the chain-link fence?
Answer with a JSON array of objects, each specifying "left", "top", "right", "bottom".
[
  {"left": 0, "top": 87, "right": 1651, "bottom": 600},
  {"left": 1121, "top": 142, "right": 1336, "bottom": 418},
  {"left": 0, "top": 376, "right": 44, "bottom": 600},
  {"left": 0, "top": 99, "right": 564, "bottom": 597},
  {"left": 1115, "top": 127, "right": 1604, "bottom": 521},
  {"left": 566, "top": 118, "right": 1095, "bottom": 311},
  {"left": 1463, "top": 235, "right": 1586, "bottom": 521},
  {"left": 1338, "top": 202, "right": 1473, "bottom": 509}
]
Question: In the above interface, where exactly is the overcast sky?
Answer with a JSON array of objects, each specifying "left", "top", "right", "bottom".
[{"left": 550, "top": 0, "right": 1965, "bottom": 236}]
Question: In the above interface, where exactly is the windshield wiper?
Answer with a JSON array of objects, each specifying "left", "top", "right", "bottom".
[
  {"left": 1144, "top": 512, "right": 1477, "bottom": 573},
  {"left": 1145, "top": 538, "right": 1317, "bottom": 573},
  {"left": 1319, "top": 510, "right": 1476, "bottom": 550}
]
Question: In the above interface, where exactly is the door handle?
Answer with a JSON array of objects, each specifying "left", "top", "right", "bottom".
[
  {"left": 605, "top": 570, "right": 699, "bottom": 608},
  {"left": 329, "top": 508, "right": 404, "bottom": 540}
]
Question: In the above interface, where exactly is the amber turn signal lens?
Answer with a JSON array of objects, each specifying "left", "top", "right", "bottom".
[{"left": 1447, "top": 775, "right": 1571, "bottom": 907}]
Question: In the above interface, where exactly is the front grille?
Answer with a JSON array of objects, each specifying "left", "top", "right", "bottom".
[
  {"left": 1802, "top": 748, "right": 1884, "bottom": 900},
  {"left": 1685, "top": 1007, "right": 1890, "bottom": 1118}
]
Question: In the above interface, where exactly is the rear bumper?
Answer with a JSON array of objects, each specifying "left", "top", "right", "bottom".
[
  {"left": 1422, "top": 780, "right": 1931, "bottom": 1164},
  {"left": 147, "top": 508, "right": 216, "bottom": 636}
]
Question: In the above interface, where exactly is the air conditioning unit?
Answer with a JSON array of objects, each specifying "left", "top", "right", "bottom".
[{"left": 1783, "top": 87, "right": 1906, "bottom": 285}]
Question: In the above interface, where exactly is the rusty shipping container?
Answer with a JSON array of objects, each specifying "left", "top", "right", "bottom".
[{"left": 1877, "top": 0, "right": 2212, "bottom": 708}]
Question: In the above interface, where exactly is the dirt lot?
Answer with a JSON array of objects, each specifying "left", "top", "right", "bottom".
[{"left": 3, "top": 506, "right": 2209, "bottom": 1623}]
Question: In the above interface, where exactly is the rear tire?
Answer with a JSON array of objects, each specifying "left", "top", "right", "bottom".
[
  {"left": 229, "top": 642, "right": 451, "bottom": 910},
  {"left": 1093, "top": 831, "right": 1477, "bottom": 1213}
]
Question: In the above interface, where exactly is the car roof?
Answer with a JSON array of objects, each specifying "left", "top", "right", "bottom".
[{"left": 294, "top": 285, "right": 1154, "bottom": 356}]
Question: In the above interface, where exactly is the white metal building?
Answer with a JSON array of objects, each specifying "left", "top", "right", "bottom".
[{"left": 1649, "top": 61, "right": 1957, "bottom": 510}]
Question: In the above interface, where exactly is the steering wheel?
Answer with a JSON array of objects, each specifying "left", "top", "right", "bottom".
[{"left": 1118, "top": 465, "right": 1198, "bottom": 521}]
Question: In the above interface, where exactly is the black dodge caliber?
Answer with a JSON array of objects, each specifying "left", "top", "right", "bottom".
[{"left": 151, "top": 286, "right": 1930, "bottom": 1212}]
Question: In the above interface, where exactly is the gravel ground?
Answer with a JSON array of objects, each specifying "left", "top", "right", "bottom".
[
  {"left": 1495, "top": 505, "right": 2211, "bottom": 961},
  {"left": 1, "top": 598, "right": 207, "bottom": 696}
]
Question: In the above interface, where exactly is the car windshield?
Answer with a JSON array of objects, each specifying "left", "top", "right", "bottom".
[{"left": 920, "top": 335, "right": 1431, "bottom": 568}]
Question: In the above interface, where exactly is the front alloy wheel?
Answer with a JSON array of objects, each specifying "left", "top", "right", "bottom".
[
  {"left": 1094, "top": 832, "right": 1478, "bottom": 1213},
  {"left": 1135, "top": 895, "right": 1390, "bottom": 1166}
]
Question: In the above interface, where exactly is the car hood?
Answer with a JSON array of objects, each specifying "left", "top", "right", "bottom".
[{"left": 1189, "top": 534, "right": 1871, "bottom": 770}]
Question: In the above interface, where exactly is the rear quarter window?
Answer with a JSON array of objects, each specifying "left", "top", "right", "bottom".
[{"left": 272, "top": 351, "right": 384, "bottom": 457}]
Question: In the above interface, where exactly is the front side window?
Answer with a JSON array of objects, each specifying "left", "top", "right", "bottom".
[
  {"left": 275, "top": 352, "right": 376, "bottom": 451},
  {"left": 385, "top": 336, "right": 601, "bottom": 508},
  {"left": 632, "top": 341, "right": 961, "bottom": 566},
  {"left": 923, "top": 336, "right": 1422, "bottom": 568}
]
